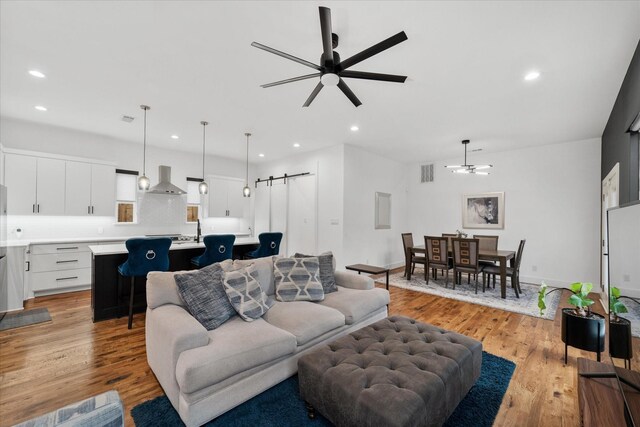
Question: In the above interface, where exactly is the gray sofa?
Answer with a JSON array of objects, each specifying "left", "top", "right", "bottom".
[{"left": 145, "top": 256, "right": 390, "bottom": 427}]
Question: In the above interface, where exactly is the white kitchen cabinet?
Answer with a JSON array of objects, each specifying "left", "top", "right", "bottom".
[
  {"left": 4, "top": 154, "right": 37, "bottom": 215},
  {"left": 4, "top": 154, "right": 66, "bottom": 215},
  {"left": 28, "top": 241, "right": 95, "bottom": 294},
  {"left": 89, "top": 164, "right": 116, "bottom": 216},
  {"left": 65, "top": 161, "right": 92, "bottom": 215},
  {"left": 64, "top": 162, "right": 116, "bottom": 216},
  {"left": 207, "top": 176, "right": 247, "bottom": 218}
]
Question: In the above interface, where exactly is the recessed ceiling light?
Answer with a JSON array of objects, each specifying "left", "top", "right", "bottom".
[
  {"left": 171, "top": 135, "right": 179, "bottom": 140},
  {"left": 28, "top": 70, "right": 46, "bottom": 78},
  {"left": 34, "top": 105, "right": 47, "bottom": 111},
  {"left": 350, "top": 125, "right": 359, "bottom": 132},
  {"left": 293, "top": 143, "right": 300, "bottom": 148},
  {"left": 258, "top": 153, "right": 265, "bottom": 157},
  {"left": 524, "top": 71, "right": 540, "bottom": 81}
]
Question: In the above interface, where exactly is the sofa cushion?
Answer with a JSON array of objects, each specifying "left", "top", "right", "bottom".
[
  {"left": 175, "top": 317, "right": 297, "bottom": 394},
  {"left": 294, "top": 252, "right": 338, "bottom": 294},
  {"left": 262, "top": 301, "right": 345, "bottom": 345},
  {"left": 318, "top": 286, "right": 390, "bottom": 324},
  {"left": 274, "top": 257, "right": 324, "bottom": 302},
  {"left": 233, "top": 256, "right": 275, "bottom": 295},
  {"left": 223, "top": 264, "right": 273, "bottom": 321},
  {"left": 174, "top": 263, "right": 237, "bottom": 330}
]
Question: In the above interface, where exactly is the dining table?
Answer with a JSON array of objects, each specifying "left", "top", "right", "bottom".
[{"left": 408, "top": 245, "right": 516, "bottom": 299}]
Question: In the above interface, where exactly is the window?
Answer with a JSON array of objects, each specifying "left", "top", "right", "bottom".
[
  {"left": 116, "top": 169, "right": 138, "bottom": 223},
  {"left": 186, "top": 178, "right": 203, "bottom": 223}
]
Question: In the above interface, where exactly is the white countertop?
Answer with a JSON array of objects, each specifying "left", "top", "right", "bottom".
[
  {"left": 2, "top": 233, "right": 252, "bottom": 248},
  {"left": 89, "top": 236, "right": 260, "bottom": 256}
]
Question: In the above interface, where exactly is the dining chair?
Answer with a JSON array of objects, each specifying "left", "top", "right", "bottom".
[
  {"left": 118, "top": 237, "right": 172, "bottom": 329},
  {"left": 425, "top": 236, "right": 453, "bottom": 287},
  {"left": 474, "top": 235, "right": 499, "bottom": 285},
  {"left": 401, "top": 233, "right": 427, "bottom": 278},
  {"left": 245, "top": 232, "right": 283, "bottom": 259},
  {"left": 483, "top": 239, "right": 526, "bottom": 298},
  {"left": 452, "top": 238, "right": 484, "bottom": 293},
  {"left": 191, "top": 234, "right": 236, "bottom": 268}
]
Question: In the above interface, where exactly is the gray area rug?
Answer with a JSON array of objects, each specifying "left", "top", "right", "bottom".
[
  {"left": 388, "top": 267, "right": 561, "bottom": 320},
  {"left": 0, "top": 308, "right": 51, "bottom": 331}
]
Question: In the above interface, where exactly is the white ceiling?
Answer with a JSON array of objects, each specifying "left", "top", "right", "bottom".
[{"left": 1, "top": 1, "right": 639, "bottom": 164}]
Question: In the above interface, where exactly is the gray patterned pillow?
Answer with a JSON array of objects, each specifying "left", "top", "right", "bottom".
[
  {"left": 274, "top": 257, "right": 324, "bottom": 302},
  {"left": 174, "top": 262, "right": 236, "bottom": 330},
  {"left": 223, "top": 264, "right": 273, "bottom": 321},
  {"left": 293, "top": 252, "right": 338, "bottom": 294}
]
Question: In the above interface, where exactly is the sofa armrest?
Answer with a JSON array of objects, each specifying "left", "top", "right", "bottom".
[
  {"left": 146, "top": 305, "right": 209, "bottom": 404},
  {"left": 334, "top": 270, "right": 375, "bottom": 290}
]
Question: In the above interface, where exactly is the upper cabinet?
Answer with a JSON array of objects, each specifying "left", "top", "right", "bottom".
[
  {"left": 5, "top": 154, "right": 65, "bottom": 215},
  {"left": 206, "top": 176, "right": 247, "bottom": 218},
  {"left": 65, "top": 162, "right": 115, "bottom": 216},
  {"left": 3, "top": 150, "right": 115, "bottom": 216}
]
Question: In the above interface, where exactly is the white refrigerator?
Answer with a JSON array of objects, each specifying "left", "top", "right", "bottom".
[{"left": 0, "top": 184, "right": 7, "bottom": 313}]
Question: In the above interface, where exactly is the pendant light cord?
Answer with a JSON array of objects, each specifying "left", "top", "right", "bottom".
[
  {"left": 201, "top": 121, "right": 208, "bottom": 179},
  {"left": 142, "top": 107, "right": 147, "bottom": 175},
  {"left": 245, "top": 133, "right": 250, "bottom": 184}
]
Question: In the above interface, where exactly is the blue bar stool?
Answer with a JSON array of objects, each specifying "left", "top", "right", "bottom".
[
  {"left": 245, "top": 232, "right": 283, "bottom": 259},
  {"left": 191, "top": 234, "right": 236, "bottom": 268},
  {"left": 118, "top": 237, "right": 172, "bottom": 329}
]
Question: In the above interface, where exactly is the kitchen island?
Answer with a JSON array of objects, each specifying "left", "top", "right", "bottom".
[{"left": 89, "top": 237, "right": 259, "bottom": 322}]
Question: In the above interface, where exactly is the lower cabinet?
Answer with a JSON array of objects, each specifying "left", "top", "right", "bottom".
[{"left": 29, "top": 242, "right": 95, "bottom": 294}]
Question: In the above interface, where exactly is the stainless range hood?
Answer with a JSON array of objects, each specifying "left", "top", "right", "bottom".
[{"left": 148, "top": 165, "right": 186, "bottom": 195}]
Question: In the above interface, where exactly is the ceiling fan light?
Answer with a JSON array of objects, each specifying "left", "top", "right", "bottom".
[{"left": 320, "top": 73, "right": 339, "bottom": 87}]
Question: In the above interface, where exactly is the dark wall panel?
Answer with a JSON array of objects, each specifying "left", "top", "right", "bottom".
[{"left": 602, "top": 39, "right": 640, "bottom": 204}]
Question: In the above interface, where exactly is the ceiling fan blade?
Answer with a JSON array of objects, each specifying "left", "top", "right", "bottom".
[
  {"left": 251, "top": 42, "right": 321, "bottom": 71},
  {"left": 260, "top": 73, "right": 321, "bottom": 88},
  {"left": 339, "top": 70, "right": 407, "bottom": 83},
  {"left": 337, "top": 78, "right": 362, "bottom": 107},
  {"left": 319, "top": 6, "right": 334, "bottom": 68},
  {"left": 302, "top": 82, "right": 324, "bottom": 107},
  {"left": 336, "top": 31, "right": 408, "bottom": 72}
]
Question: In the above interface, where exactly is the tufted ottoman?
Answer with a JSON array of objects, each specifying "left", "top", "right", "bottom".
[{"left": 297, "top": 316, "right": 482, "bottom": 427}]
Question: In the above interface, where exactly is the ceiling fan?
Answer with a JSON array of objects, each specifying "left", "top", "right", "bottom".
[
  {"left": 251, "top": 6, "right": 408, "bottom": 107},
  {"left": 445, "top": 140, "right": 493, "bottom": 175}
]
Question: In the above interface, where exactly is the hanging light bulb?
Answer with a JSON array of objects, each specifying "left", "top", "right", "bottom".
[
  {"left": 138, "top": 105, "right": 151, "bottom": 190},
  {"left": 199, "top": 121, "right": 209, "bottom": 194},
  {"left": 243, "top": 133, "right": 251, "bottom": 197}
]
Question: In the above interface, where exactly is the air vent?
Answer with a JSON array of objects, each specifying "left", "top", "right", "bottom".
[
  {"left": 121, "top": 115, "right": 135, "bottom": 123},
  {"left": 420, "top": 164, "right": 434, "bottom": 183}
]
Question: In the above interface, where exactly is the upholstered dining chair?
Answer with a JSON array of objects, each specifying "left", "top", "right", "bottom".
[
  {"left": 401, "top": 233, "right": 427, "bottom": 278},
  {"left": 246, "top": 232, "right": 283, "bottom": 259},
  {"left": 483, "top": 239, "right": 526, "bottom": 298},
  {"left": 191, "top": 234, "right": 236, "bottom": 268},
  {"left": 118, "top": 237, "right": 172, "bottom": 329},
  {"left": 425, "top": 236, "right": 453, "bottom": 287},
  {"left": 452, "top": 238, "right": 484, "bottom": 294},
  {"left": 474, "top": 235, "right": 499, "bottom": 284}
]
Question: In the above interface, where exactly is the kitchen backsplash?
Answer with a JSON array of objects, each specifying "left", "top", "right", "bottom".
[{"left": 6, "top": 194, "right": 250, "bottom": 241}]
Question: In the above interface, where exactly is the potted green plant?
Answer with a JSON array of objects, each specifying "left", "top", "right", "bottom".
[
  {"left": 609, "top": 287, "right": 634, "bottom": 367},
  {"left": 538, "top": 282, "right": 605, "bottom": 364}
]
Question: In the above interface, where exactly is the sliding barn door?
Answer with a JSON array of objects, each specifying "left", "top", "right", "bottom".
[{"left": 287, "top": 175, "right": 317, "bottom": 255}]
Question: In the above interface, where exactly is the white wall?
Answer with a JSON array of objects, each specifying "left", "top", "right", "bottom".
[
  {"left": 407, "top": 138, "right": 602, "bottom": 287},
  {"left": 342, "top": 144, "right": 409, "bottom": 269},
  {"left": 0, "top": 116, "right": 253, "bottom": 239},
  {"left": 256, "top": 145, "right": 345, "bottom": 264}
]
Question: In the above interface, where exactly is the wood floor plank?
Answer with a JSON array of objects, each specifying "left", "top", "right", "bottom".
[{"left": 0, "top": 281, "right": 636, "bottom": 426}]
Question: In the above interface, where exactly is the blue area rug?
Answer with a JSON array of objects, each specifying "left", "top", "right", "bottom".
[{"left": 132, "top": 352, "right": 515, "bottom": 427}]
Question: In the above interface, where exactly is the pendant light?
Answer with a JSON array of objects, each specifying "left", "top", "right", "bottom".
[
  {"left": 243, "top": 133, "right": 251, "bottom": 197},
  {"left": 198, "top": 121, "right": 209, "bottom": 194},
  {"left": 137, "top": 105, "right": 151, "bottom": 190},
  {"left": 444, "top": 139, "right": 492, "bottom": 175}
]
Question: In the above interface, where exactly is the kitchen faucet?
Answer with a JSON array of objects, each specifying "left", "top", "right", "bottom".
[{"left": 196, "top": 219, "right": 202, "bottom": 243}]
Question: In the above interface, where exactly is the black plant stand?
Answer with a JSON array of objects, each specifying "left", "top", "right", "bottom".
[
  {"left": 561, "top": 308, "right": 605, "bottom": 364},
  {"left": 610, "top": 316, "right": 633, "bottom": 369}
]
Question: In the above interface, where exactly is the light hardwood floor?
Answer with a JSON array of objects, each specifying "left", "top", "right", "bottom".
[{"left": 0, "top": 279, "right": 636, "bottom": 426}]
